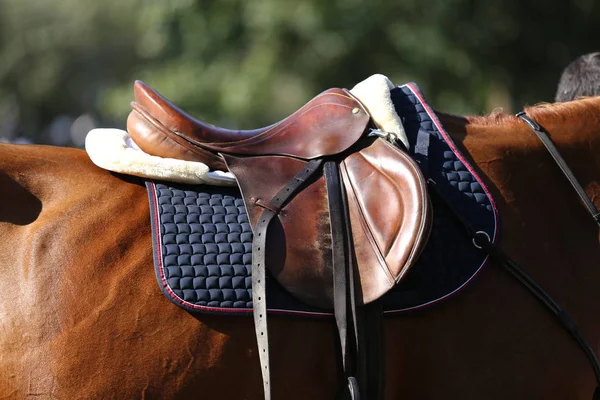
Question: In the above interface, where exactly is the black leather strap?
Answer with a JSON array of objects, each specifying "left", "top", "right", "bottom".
[
  {"left": 516, "top": 112, "right": 600, "bottom": 227},
  {"left": 324, "top": 161, "right": 384, "bottom": 400},
  {"left": 474, "top": 233, "right": 600, "bottom": 398},
  {"left": 362, "top": 302, "right": 384, "bottom": 399},
  {"left": 324, "top": 162, "right": 351, "bottom": 372},
  {"left": 414, "top": 128, "right": 431, "bottom": 177},
  {"left": 253, "top": 156, "right": 383, "bottom": 400},
  {"left": 324, "top": 161, "right": 363, "bottom": 399},
  {"left": 252, "top": 159, "right": 323, "bottom": 400}
]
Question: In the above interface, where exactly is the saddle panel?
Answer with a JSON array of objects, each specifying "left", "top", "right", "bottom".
[
  {"left": 129, "top": 81, "right": 370, "bottom": 165},
  {"left": 341, "top": 138, "right": 432, "bottom": 304}
]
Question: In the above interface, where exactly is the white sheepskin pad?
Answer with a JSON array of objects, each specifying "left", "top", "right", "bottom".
[
  {"left": 84, "top": 128, "right": 236, "bottom": 186},
  {"left": 350, "top": 74, "right": 408, "bottom": 149}
]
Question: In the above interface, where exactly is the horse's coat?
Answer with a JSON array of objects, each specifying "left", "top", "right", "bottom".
[{"left": 1, "top": 95, "right": 600, "bottom": 398}]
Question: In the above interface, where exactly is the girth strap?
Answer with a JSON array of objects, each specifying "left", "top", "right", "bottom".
[
  {"left": 516, "top": 112, "right": 600, "bottom": 227},
  {"left": 252, "top": 159, "right": 324, "bottom": 400}
]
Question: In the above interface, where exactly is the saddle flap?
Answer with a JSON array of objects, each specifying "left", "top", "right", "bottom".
[{"left": 341, "top": 138, "right": 432, "bottom": 304}]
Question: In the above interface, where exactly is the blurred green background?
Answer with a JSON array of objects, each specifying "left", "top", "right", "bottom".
[{"left": 0, "top": 0, "right": 598, "bottom": 146}]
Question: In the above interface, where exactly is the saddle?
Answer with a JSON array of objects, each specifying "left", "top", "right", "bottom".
[
  {"left": 129, "top": 81, "right": 371, "bottom": 171},
  {"left": 128, "top": 80, "right": 432, "bottom": 399}
]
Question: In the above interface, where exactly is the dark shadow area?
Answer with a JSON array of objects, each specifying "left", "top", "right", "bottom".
[
  {"left": 0, "top": 172, "right": 42, "bottom": 225},
  {"left": 110, "top": 171, "right": 147, "bottom": 188}
]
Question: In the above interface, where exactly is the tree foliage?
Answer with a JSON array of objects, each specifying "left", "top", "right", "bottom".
[{"left": 1, "top": 0, "right": 599, "bottom": 143}]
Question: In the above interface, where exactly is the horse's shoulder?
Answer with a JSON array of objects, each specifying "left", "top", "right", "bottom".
[{"left": 0, "top": 143, "right": 144, "bottom": 200}]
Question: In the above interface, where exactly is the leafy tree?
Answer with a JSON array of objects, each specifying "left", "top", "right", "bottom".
[{"left": 1, "top": 0, "right": 599, "bottom": 144}]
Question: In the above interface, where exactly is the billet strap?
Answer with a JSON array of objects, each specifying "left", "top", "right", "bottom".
[
  {"left": 324, "top": 161, "right": 362, "bottom": 399},
  {"left": 324, "top": 162, "right": 351, "bottom": 373},
  {"left": 516, "top": 112, "right": 600, "bottom": 227},
  {"left": 428, "top": 182, "right": 600, "bottom": 399},
  {"left": 252, "top": 159, "right": 324, "bottom": 400},
  {"left": 325, "top": 160, "right": 385, "bottom": 400}
]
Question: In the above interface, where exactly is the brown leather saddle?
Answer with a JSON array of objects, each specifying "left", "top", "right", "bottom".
[{"left": 128, "top": 81, "right": 432, "bottom": 399}]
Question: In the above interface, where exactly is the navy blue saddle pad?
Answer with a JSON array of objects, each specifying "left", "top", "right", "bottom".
[{"left": 146, "top": 82, "right": 499, "bottom": 317}]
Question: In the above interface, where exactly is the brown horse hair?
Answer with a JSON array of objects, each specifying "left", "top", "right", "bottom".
[{"left": 440, "top": 96, "right": 600, "bottom": 127}]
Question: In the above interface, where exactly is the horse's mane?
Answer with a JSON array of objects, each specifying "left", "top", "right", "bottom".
[{"left": 454, "top": 96, "right": 600, "bottom": 127}]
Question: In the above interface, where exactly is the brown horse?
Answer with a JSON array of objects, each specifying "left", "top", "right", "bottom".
[{"left": 1, "top": 97, "right": 599, "bottom": 399}]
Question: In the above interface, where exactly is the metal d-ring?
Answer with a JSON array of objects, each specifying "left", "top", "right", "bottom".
[
  {"left": 472, "top": 231, "right": 491, "bottom": 249},
  {"left": 368, "top": 128, "right": 398, "bottom": 144}
]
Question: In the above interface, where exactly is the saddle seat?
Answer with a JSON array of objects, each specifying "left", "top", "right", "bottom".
[{"left": 128, "top": 81, "right": 371, "bottom": 170}]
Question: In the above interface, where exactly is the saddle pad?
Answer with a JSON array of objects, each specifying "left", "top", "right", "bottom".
[{"left": 147, "top": 82, "right": 499, "bottom": 316}]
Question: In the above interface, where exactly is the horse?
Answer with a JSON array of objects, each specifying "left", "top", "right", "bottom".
[{"left": 1, "top": 94, "right": 599, "bottom": 399}]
